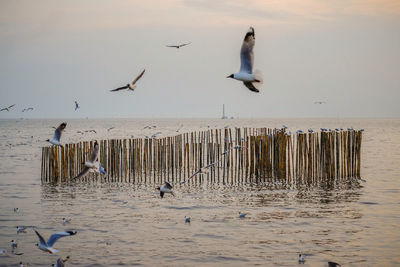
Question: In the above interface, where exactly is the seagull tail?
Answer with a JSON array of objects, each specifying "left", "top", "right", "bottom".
[{"left": 253, "top": 69, "right": 263, "bottom": 90}]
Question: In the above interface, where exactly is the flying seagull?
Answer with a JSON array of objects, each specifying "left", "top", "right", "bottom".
[
  {"left": 314, "top": 101, "right": 327, "bottom": 104},
  {"left": 52, "top": 256, "right": 70, "bottom": 267},
  {"left": 157, "top": 181, "right": 174, "bottom": 198},
  {"left": 72, "top": 141, "right": 99, "bottom": 180},
  {"left": 110, "top": 69, "right": 145, "bottom": 92},
  {"left": 227, "top": 27, "right": 262, "bottom": 93},
  {"left": 0, "top": 104, "right": 16, "bottom": 112},
  {"left": 166, "top": 42, "right": 191, "bottom": 49},
  {"left": 46, "top": 122, "right": 67, "bottom": 146},
  {"left": 35, "top": 230, "right": 76, "bottom": 254},
  {"left": 181, "top": 161, "right": 219, "bottom": 184},
  {"left": 22, "top": 107, "right": 34, "bottom": 112},
  {"left": 75, "top": 101, "right": 80, "bottom": 111}
]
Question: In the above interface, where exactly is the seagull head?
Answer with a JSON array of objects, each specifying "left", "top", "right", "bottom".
[{"left": 227, "top": 74, "right": 234, "bottom": 79}]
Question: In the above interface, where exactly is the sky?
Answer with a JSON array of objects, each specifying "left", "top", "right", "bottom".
[{"left": 0, "top": 0, "right": 399, "bottom": 118}]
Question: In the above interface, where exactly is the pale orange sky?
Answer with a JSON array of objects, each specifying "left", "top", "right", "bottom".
[{"left": 1, "top": 0, "right": 399, "bottom": 118}]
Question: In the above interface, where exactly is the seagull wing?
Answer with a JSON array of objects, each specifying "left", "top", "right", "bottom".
[
  {"left": 34, "top": 230, "right": 47, "bottom": 246},
  {"left": 180, "top": 169, "right": 201, "bottom": 184},
  {"left": 164, "top": 181, "right": 173, "bottom": 189},
  {"left": 131, "top": 69, "right": 145, "bottom": 85},
  {"left": 88, "top": 142, "right": 99, "bottom": 163},
  {"left": 8, "top": 104, "right": 16, "bottom": 109},
  {"left": 72, "top": 167, "right": 90, "bottom": 180},
  {"left": 179, "top": 42, "right": 191, "bottom": 47},
  {"left": 110, "top": 85, "right": 129, "bottom": 92},
  {"left": 53, "top": 122, "right": 67, "bottom": 142},
  {"left": 243, "top": 82, "right": 259, "bottom": 93},
  {"left": 46, "top": 231, "right": 76, "bottom": 247},
  {"left": 240, "top": 27, "right": 255, "bottom": 74}
]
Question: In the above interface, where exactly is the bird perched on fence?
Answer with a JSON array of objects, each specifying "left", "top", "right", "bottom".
[
  {"left": 46, "top": 122, "right": 67, "bottom": 146},
  {"left": 157, "top": 182, "right": 174, "bottom": 198},
  {"left": 227, "top": 27, "right": 263, "bottom": 93},
  {"left": 110, "top": 69, "right": 145, "bottom": 92}
]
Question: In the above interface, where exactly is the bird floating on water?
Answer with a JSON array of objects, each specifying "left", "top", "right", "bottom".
[
  {"left": 110, "top": 69, "right": 145, "bottom": 92},
  {"left": 185, "top": 216, "right": 191, "bottom": 223},
  {"left": 72, "top": 141, "right": 99, "bottom": 180},
  {"left": 298, "top": 254, "right": 305, "bottom": 263},
  {"left": 238, "top": 212, "right": 247, "bottom": 218},
  {"left": 0, "top": 104, "right": 16, "bottom": 112},
  {"left": 166, "top": 42, "right": 191, "bottom": 49},
  {"left": 227, "top": 27, "right": 262, "bottom": 93},
  {"left": 46, "top": 122, "right": 66, "bottom": 146},
  {"left": 34, "top": 230, "right": 77, "bottom": 254},
  {"left": 157, "top": 182, "right": 174, "bottom": 198}
]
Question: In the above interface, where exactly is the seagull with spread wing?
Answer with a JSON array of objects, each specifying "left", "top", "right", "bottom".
[
  {"left": 157, "top": 181, "right": 174, "bottom": 198},
  {"left": 46, "top": 122, "right": 67, "bottom": 146},
  {"left": 0, "top": 104, "right": 16, "bottom": 112},
  {"left": 166, "top": 42, "right": 191, "bottom": 49},
  {"left": 227, "top": 27, "right": 263, "bottom": 93},
  {"left": 34, "top": 230, "right": 77, "bottom": 254},
  {"left": 72, "top": 141, "right": 100, "bottom": 180},
  {"left": 180, "top": 161, "right": 219, "bottom": 184},
  {"left": 110, "top": 69, "right": 145, "bottom": 92}
]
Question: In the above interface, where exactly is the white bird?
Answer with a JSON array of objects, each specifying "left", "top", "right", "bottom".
[
  {"left": 11, "top": 240, "right": 17, "bottom": 250},
  {"left": 74, "top": 101, "right": 79, "bottom": 111},
  {"left": 0, "top": 249, "right": 6, "bottom": 255},
  {"left": 238, "top": 212, "right": 247, "bottom": 218},
  {"left": 227, "top": 27, "right": 262, "bottom": 93},
  {"left": 166, "top": 42, "right": 191, "bottom": 49},
  {"left": 157, "top": 182, "right": 174, "bottom": 198},
  {"left": 298, "top": 254, "right": 305, "bottom": 263},
  {"left": 52, "top": 256, "right": 70, "bottom": 267},
  {"left": 72, "top": 141, "right": 99, "bottom": 180},
  {"left": 34, "top": 230, "right": 77, "bottom": 254},
  {"left": 13, "top": 208, "right": 19, "bottom": 213},
  {"left": 110, "top": 69, "right": 145, "bottom": 92},
  {"left": 62, "top": 218, "right": 71, "bottom": 225},
  {"left": 19, "top": 262, "right": 24, "bottom": 267},
  {"left": 0, "top": 104, "right": 16, "bottom": 112},
  {"left": 16, "top": 226, "right": 27, "bottom": 234},
  {"left": 46, "top": 122, "right": 67, "bottom": 146},
  {"left": 185, "top": 216, "right": 191, "bottom": 223}
]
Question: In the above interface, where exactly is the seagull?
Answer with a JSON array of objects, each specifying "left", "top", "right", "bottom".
[
  {"left": 72, "top": 141, "right": 99, "bottom": 180},
  {"left": 110, "top": 69, "right": 145, "bottom": 92},
  {"left": 34, "top": 230, "right": 77, "bottom": 254},
  {"left": 107, "top": 127, "right": 115, "bottom": 132},
  {"left": 181, "top": 161, "right": 219, "bottom": 184},
  {"left": 328, "top": 262, "right": 341, "bottom": 267},
  {"left": 52, "top": 256, "right": 70, "bottom": 267},
  {"left": 11, "top": 240, "right": 17, "bottom": 250},
  {"left": 151, "top": 132, "right": 162, "bottom": 138},
  {"left": 62, "top": 218, "right": 71, "bottom": 225},
  {"left": 238, "top": 212, "right": 247, "bottom": 218},
  {"left": 157, "top": 182, "right": 174, "bottom": 198},
  {"left": 298, "top": 254, "right": 305, "bottom": 263},
  {"left": 16, "top": 226, "right": 27, "bottom": 234},
  {"left": 46, "top": 122, "right": 67, "bottom": 146},
  {"left": 314, "top": 101, "right": 327, "bottom": 104},
  {"left": 84, "top": 130, "right": 97, "bottom": 134},
  {"left": 166, "top": 42, "right": 191, "bottom": 49},
  {"left": 94, "top": 162, "right": 106, "bottom": 175},
  {"left": 308, "top": 129, "right": 313, "bottom": 133},
  {"left": 0, "top": 104, "right": 16, "bottom": 112},
  {"left": 296, "top": 130, "right": 303, "bottom": 134},
  {"left": 185, "top": 216, "right": 191, "bottom": 223},
  {"left": 74, "top": 101, "right": 79, "bottom": 111},
  {"left": 227, "top": 27, "right": 262, "bottom": 93},
  {"left": 13, "top": 208, "right": 19, "bottom": 213},
  {"left": 22, "top": 107, "right": 34, "bottom": 112},
  {"left": 176, "top": 125, "right": 183, "bottom": 132},
  {"left": 19, "top": 262, "right": 24, "bottom": 267}
]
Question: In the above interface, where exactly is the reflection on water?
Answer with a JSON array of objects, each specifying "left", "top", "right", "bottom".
[{"left": 1, "top": 118, "right": 400, "bottom": 266}]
